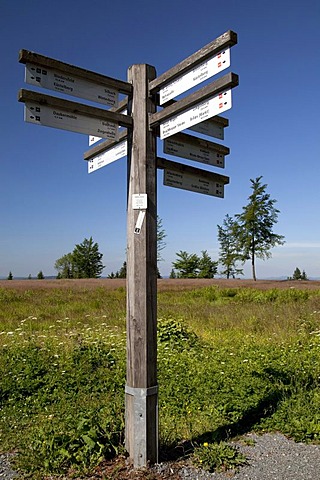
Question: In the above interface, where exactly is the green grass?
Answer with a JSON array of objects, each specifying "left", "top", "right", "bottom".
[{"left": 1, "top": 284, "right": 320, "bottom": 477}]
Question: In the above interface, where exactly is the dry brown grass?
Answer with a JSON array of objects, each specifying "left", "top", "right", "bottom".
[{"left": 1, "top": 277, "right": 320, "bottom": 292}]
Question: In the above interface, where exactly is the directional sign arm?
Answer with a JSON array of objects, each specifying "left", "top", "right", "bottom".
[
  {"left": 84, "top": 129, "right": 128, "bottom": 160},
  {"left": 19, "top": 50, "right": 132, "bottom": 96},
  {"left": 157, "top": 157, "right": 229, "bottom": 185},
  {"left": 149, "top": 30, "right": 237, "bottom": 94},
  {"left": 84, "top": 97, "right": 129, "bottom": 160},
  {"left": 165, "top": 131, "right": 230, "bottom": 155},
  {"left": 18, "top": 89, "right": 133, "bottom": 129},
  {"left": 149, "top": 72, "right": 238, "bottom": 129}
]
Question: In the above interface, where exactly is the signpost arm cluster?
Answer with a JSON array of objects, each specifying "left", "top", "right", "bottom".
[{"left": 18, "top": 30, "right": 238, "bottom": 470}]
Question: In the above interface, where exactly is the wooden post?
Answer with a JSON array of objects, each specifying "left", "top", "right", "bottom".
[{"left": 125, "top": 64, "right": 158, "bottom": 467}]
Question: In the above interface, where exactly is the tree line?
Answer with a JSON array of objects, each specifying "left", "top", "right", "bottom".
[
  {"left": 171, "top": 176, "right": 285, "bottom": 280},
  {"left": 53, "top": 176, "right": 285, "bottom": 281},
  {"left": 8, "top": 177, "right": 307, "bottom": 282}
]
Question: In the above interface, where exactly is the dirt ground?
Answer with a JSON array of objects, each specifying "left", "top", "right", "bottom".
[{"left": 1, "top": 277, "right": 320, "bottom": 292}]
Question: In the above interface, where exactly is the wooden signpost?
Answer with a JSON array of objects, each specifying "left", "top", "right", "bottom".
[{"left": 18, "top": 30, "right": 238, "bottom": 468}]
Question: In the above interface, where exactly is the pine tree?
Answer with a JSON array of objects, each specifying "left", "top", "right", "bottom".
[
  {"left": 169, "top": 269, "right": 176, "bottom": 279},
  {"left": 54, "top": 253, "right": 74, "bottom": 279},
  {"left": 55, "top": 237, "right": 105, "bottom": 279},
  {"left": 72, "top": 237, "right": 104, "bottom": 278},
  {"left": 198, "top": 250, "right": 218, "bottom": 278},
  {"left": 157, "top": 216, "right": 167, "bottom": 262},
  {"left": 217, "top": 214, "right": 243, "bottom": 279},
  {"left": 7, "top": 271, "right": 13, "bottom": 280},
  {"left": 117, "top": 261, "right": 127, "bottom": 278},
  {"left": 234, "top": 177, "right": 285, "bottom": 281},
  {"left": 172, "top": 251, "right": 199, "bottom": 278}
]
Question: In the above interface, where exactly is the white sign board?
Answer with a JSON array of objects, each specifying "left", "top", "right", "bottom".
[
  {"left": 89, "top": 135, "right": 102, "bottom": 145},
  {"left": 132, "top": 193, "right": 148, "bottom": 210},
  {"left": 164, "top": 170, "right": 225, "bottom": 197},
  {"left": 88, "top": 140, "right": 127, "bottom": 173},
  {"left": 88, "top": 111, "right": 127, "bottom": 145},
  {"left": 160, "top": 48, "right": 230, "bottom": 105},
  {"left": 164, "top": 137, "right": 225, "bottom": 168},
  {"left": 25, "top": 63, "right": 118, "bottom": 107},
  {"left": 160, "top": 89, "right": 232, "bottom": 140},
  {"left": 25, "top": 102, "right": 119, "bottom": 140}
]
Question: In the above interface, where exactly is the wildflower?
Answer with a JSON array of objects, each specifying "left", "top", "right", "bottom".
[{"left": 203, "top": 442, "right": 209, "bottom": 447}]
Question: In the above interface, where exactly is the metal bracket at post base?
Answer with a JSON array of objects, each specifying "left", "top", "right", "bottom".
[{"left": 125, "top": 385, "right": 159, "bottom": 467}]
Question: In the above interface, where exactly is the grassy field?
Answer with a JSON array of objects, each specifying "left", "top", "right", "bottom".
[{"left": 0, "top": 280, "right": 320, "bottom": 477}]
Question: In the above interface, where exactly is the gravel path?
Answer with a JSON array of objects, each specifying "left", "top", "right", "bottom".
[
  {"left": 0, "top": 454, "right": 18, "bottom": 479},
  {"left": 178, "top": 433, "right": 320, "bottom": 480},
  {"left": 2, "top": 434, "right": 320, "bottom": 479}
]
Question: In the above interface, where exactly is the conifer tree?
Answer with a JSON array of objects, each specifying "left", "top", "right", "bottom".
[
  {"left": 217, "top": 214, "right": 243, "bottom": 279},
  {"left": 234, "top": 177, "right": 285, "bottom": 281}
]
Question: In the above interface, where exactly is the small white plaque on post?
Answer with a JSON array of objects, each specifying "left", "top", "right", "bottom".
[
  {"left": 132, "top": 194, "right": 148, "bottom": 210},
  {"left": 134, "top": 210, "right": 146, "bottom": 235}
]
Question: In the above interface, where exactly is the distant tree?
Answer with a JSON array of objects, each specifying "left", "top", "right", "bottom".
[
  {"left": 157, "top": 216, "right": 167, "bottom": 279},
  {"left": 7, "top": 271, "right": 13, "bottom": 280},
  {"left": 55, "top": 238, "right": 104, "bottom": 279},
  {"left": 234, "top": 176, "right": 285, "bottom": 281},
  {"left": 290, "top": 267, "right": 308, "bottom": 281},
  {"left": 157, "top": 216, "right": 167, "bottom": 262},
  {"left": 117, "top": 261, "right": 127, "bottom": 279},
  {"left": 198, "top": 250, "right": 218, "bottom": 278},
  {"left": 169, "top": 269, "right": 176, "bottom": 279},
  {"left": 107, "top": 261, "right": 127, "bottom": 279},
  {"left": 37, "top": 271, "right": 44, "bottom": 279},
  {"left": 54, "top": 253, "right": 74, "bottom": 279},
  {"left": 172, "top": 251, "right": 199, "bottom": 278},
  {"left": 217, "top": 214, "right": 243, "bottom": 279},
  {"left": 72, "top": 237, "right": 104, "bottom": 278},
  {"left": 28, "top": 274, "right": 32, "bottom": 280}
]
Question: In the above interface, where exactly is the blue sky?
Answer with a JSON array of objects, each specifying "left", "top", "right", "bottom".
[{"left": 1, "top": 0, "right": 320, "bottom": 279}]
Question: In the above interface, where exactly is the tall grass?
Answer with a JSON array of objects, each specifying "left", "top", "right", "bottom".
[{"left": 0, "top": 284, "right": 320, "bottom": 477}]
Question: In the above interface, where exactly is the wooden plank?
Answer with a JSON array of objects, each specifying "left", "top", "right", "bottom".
[
  {"left": 149, "top": 30, "right": 237, "bottom": 94},
  {"left": 163, "top": 132, "right": 229, "bottom": 168},
  {"left": 19, "top": 49, "right": 132, "bottom": 95},
  {"left": 157, "top": 156, "right": 230, "bottom": 184},
  {"left": 152, "top": 113, "right": 229, "bottom": 140},
  {"left": 84, "top": 129, "right": 127, "bottom": 160},
  {"left": 165, "top": 131, "right": 230, "bottom": 154},
  {"left": 84, "top": 98, "right": 128, "bottom": 160},
  {"left": 84, "top": 98, "right": 128, "bottom": 157},
  {"left": 149, "top": 72, "right": 238, "bottom": 129},
  {"left": 125, "top": 64, "right": 158, "bottom": 467},
  {"left": 18, "top": 89, "right": 133, "bottom": 129}
]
